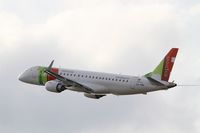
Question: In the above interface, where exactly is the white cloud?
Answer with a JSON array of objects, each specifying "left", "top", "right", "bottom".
[
  {"left": 0, "top": 12, "right": 23, "bottom": 53},
  {"left": 0, "top": 3, "right": 181, "bottom": 71},
  {"left": 189, "top": 4, "right": 200, "bottom": 15},
  {"left": 0, "top": 1, "right": 200, "bottom": 133},
  {"left": 28, "top": 4, "right": 180, "bottom": 71}
]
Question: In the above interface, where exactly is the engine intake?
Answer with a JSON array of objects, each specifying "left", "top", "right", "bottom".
[{"left": 45, "top": 81, "right": 66, "bottom": 93}]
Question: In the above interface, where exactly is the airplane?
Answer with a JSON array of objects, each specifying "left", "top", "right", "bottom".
[{"left": 18, "top": 48, "right": 178, "bottom": 99}]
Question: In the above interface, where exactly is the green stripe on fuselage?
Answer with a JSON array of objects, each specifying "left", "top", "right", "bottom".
[{"left": 38, "top": 67, "right": 47, "bottom": 85}]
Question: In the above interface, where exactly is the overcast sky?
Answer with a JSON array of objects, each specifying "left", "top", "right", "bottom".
[{"left": 0, "top": 0, "right": 200, "bottom": 133}]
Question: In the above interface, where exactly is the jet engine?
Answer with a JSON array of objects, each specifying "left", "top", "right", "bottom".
[
  {"left": 45, "top": 81, "right": 66, "bottom": 93},
  {"left": 84, "top": 93, "right": 105, "bottom": 99}
]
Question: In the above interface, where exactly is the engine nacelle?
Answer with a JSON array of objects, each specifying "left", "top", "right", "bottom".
[
  {"left": 84, "top": 93, "right": 105, "bottom": 99},
  {"left": 45, "top": 81, "right": 66, "bottom": 93}
]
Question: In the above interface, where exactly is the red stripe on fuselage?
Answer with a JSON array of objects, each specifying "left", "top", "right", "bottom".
[{"left": 47, "top": 68, "right": 59, "bottom": 81}]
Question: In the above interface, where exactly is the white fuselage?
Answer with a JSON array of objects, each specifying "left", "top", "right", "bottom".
[
  {"left": 57, "top": 68, "right": 168, "bottom": 95},
  {"left": 18, "top": 48, "right": 178, "bottom": 98},
  {"left": 18, "top": 66, "right": 173, "bottom": 97}
]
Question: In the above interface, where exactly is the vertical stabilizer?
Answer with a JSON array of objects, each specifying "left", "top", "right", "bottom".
[{"left": 146, "top": 48, "right": 179, "bottom": 82}]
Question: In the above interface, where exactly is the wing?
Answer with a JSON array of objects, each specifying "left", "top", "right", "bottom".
[{"left": 44, "top": 60, "right": 94, "bottom": 93}]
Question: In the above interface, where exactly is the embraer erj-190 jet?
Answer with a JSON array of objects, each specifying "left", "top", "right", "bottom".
[{"left": 18, "top": 48, "right": 178, "bottom": 99}]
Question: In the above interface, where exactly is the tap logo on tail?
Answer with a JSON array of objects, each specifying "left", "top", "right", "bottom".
[{"left": 161, "top": 48, "right": 178, "bottom": 81}]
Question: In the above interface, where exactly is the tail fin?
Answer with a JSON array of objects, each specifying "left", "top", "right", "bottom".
[{"left": 146, "top": 48, "right": 179, "bottom": 82}]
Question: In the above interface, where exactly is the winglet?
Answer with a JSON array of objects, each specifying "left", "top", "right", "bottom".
[{"left": 47, "top": 60, "right": 54, "bottom": 70}]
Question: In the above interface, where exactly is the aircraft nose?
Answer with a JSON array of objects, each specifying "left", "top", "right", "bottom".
[
  {"left": 18, "top": 66, "right": 41, "bottom": 85},
  {"left": 18, "top": 72, "right": 30, "bottom": 83},
  {"left": 18, "top": 73, "right": 23, "bottom": 82}
]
